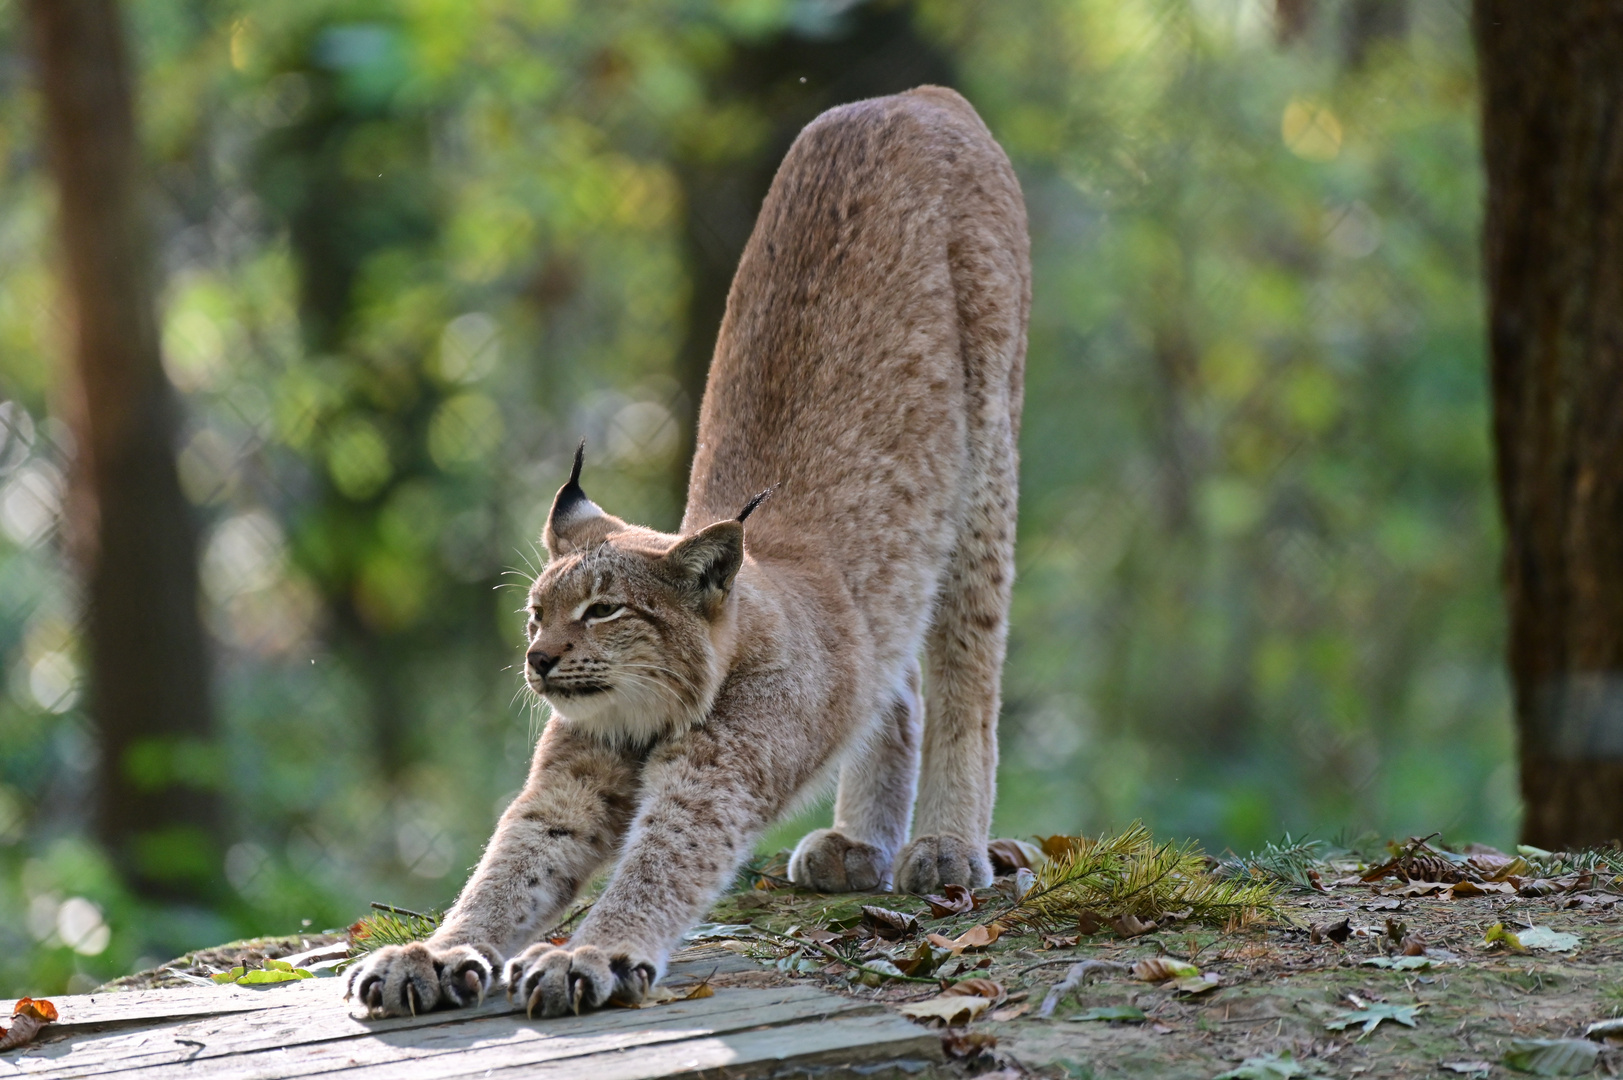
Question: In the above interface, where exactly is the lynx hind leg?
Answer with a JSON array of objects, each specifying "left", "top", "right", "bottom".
[
  {"left": 902, "top": 384, "right": 1019, "bottom": 891},
  {"left": 790, "top": 663, "right": 922, "bottom": 892}
]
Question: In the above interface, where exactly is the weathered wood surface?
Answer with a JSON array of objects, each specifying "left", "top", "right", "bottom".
[{"left": 0, "top": 963, "right": 940, "bottom": 1080}]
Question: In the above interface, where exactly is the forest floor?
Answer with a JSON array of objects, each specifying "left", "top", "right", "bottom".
[{"left": 96, "top": 836, "right": 1623, "bottom": 1079}]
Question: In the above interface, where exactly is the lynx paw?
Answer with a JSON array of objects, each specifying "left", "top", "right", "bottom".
[
  {"left": 788, "top": 828, "right": 892, "bottom": 891},
  {"left": 345, "top": 941, "right": 499, "bottom": 1016},
  {"left": 504, "top": 943, "right": 656, "bottom": 1018},
  {"left": 894, "top": 834, "right": 993, "bottom": 894}
]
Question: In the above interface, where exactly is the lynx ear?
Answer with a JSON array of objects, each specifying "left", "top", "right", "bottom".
[
  {"left": 544, "top": 442, "right": 624, "bottom": 556},
  {"left": 663, "top": 520, "right": 744, "bottom": 612}
]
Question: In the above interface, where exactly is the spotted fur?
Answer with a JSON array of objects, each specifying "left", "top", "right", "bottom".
[{"left": 347, "top": 86, "right": 1028, "bottom": 1019}]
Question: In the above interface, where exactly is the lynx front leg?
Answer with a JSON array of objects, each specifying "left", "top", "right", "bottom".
[
  {"left": 789, "top": 661, "right": 921, "bottom": 891},
  {"left": 506, "top": 720, "right": 775, "bottom": 1017},
  {"left": 347, "top": 723, "right": 641, "bottom": 1016}
]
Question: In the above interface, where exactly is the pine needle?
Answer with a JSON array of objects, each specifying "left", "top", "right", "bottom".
[
  {"left": 1005, "top": 822, "right": 1283, "bottom": 934},
  {"left": 1215, "top": 833, "right": 1328, "bottom": 888},
  {"left": 348, "top": 904, "right": 442, "bottom": 955}
]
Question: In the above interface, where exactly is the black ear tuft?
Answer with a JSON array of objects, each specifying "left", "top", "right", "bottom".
[
  {"left": 551, "top": 439, "right": 590, "bottom": 521},
  {"left": 545, "top": 440, "right": 619, "bottom": 556},
  {"left": 736, "top": 486, "right": 776, "bottom": 524}
]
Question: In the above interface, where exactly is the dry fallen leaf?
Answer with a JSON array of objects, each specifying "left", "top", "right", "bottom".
[
  {"left": 899, "top": 994, "right": 993, "bottom": 1026},
  {"left": 926, "top": 923, "right": 1002, "bottom": 955},
  {"left": 944, "top": 977, "right": 1005, "bottom": 1002},
  {"left": 0, "top": 998, "right": 59, "bottom": 1051},
  {"left": 628, "top": 980, "right": 715, "bottom": 1007},
  {"left": 990, "top": 1003, "right": 1031, "bottom": 1022},
  {"left": 988, "top": 838, "right": 1044, "bottom": 874},
  {"left": 860, "top": 905, "right": 919, "bottom": 940},
  {"left": 1109, "top": 914, "right": 1157, "bottom": 938},
  {"left": 1310, "top": 917, "right": 1351, "bottom": 944},
  {"left": 1042, "top": 933, "right": 1080, "bottom": 949},
  {"left": 923, "top": 884, "right": 981, "bottom": 917},
  {"left": 941, "top": 1029, "right": 999, "bottom": 1059},
  {"left": 1443, "top": 880, "right": 1515, "bottom": 899}
]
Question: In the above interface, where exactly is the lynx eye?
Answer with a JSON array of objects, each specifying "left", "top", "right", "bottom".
[{"left": 583, "top": 602, "right": 622, "bottom": 622}]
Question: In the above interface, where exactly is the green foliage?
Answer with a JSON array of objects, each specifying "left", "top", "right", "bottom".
[{"left": 1007, "top": 823, "right": 1283, "bottom": 933}]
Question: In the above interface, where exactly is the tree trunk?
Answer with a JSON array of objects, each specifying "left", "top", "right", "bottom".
[
  {"left": 27, "top": 0, "right": 219, "bottom": 897},
  {"left": 1475, "top": 1, "right": 1623, "bottom": 848}
]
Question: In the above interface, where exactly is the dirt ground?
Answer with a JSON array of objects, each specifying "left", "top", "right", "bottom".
[{"left": 102, "top": 845, "right": 1623, "bottom": 1079}]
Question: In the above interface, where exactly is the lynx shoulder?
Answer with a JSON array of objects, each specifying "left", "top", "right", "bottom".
[{"left": 347, "top": 85, "right": 1029, "bottom": 1020}]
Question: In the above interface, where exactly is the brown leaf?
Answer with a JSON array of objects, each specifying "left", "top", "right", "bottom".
[
  {"left": 0, "top": 998, "right": 58, "bottom": 1051},
  {"left": 990, "top": 1003, "right": 1031, "bottom": 1022},
  {"left": 1039, "top": 834, "right": 1082, "bottom": 859},
  {"left": 860, "top": 905, "right": 919, "bottom": 940},
  {"left": 1042, "top": 933, "right": 1080, "bottom": 949},
  {"left": 1109, "top": 913, "right": 1157, "bottom": 939},
  {"left": 941, "top": 1029, "right": 999, "bottom": 1059},
  {"left": 13, "top": 998, "right": 58, "bottom": 1023},
  {"left": 1385, "top": 917, "right": 1407, "bottom": 944},
  {"left": 945, "top": 977, "right": 1006, "bottom": 1002},
  {"left": 926, "top": 923, "right": 1002, "bottom": 955},
  {"left": 1401, "top": 934, "right": 1427, "bottom": 956},
  {"left": 1076, "top": 910, "right": 1106, "bottom": 936},
  {"left": 923, "top": 884, "right": 981, "bottom": 917},
  {"left": 897, "top": 939, "right": 943, "bottom": 977},
  {"left": 899, "top": 995, "right": 992, "bottom": 1026},
  {"left": 1443, "top": 880, "right": 1515, "bottom": 899},
  {"left": 988, "top": 838, "right": 1043, "bottom": 874},
  {"left": 1310, "top": 917, "right": 1351, "bottom": 944},
  {"left": 1382, "top": 880, "right": 1450, "bottom": 897}
]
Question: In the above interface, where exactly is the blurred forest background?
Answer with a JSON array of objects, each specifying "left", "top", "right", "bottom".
[{"left": 0, "top": 0, "right": 1497, "bottom": 995}]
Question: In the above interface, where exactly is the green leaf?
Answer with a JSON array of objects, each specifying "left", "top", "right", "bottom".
[
  {"left": 1517, "top": 927, "right": 1580, "bottom": 953},
  {"left": 1359, "top": 955, "right": 1431, "bottom": 970},
  {"left": 237, "top": 968, "right": 313, "bottom": 984},
  {"left": 209, "top": 966, "right": 246, "bottom": 984},
  {"left": 1484, "top": 923, "right": 1527, "bottom": 952},
  {"left": 263, "top": 958, "right": 294, "bottom": 972},
  {"left": 1325, "top": 1002, "right": 1424, "bottom": 1037},
  {"left": 1070, "top": 1006, "right": 1147, "bottom": 1023},
  {"left": 682, "top": 923, "right": 754, "bottom": 942},
  {"left": 1501, "top": 1038, "right": 1599, "bottom": 1075},
  {"left": 1214, "top": 1050, "right": 1320, "bottom": 1079}
]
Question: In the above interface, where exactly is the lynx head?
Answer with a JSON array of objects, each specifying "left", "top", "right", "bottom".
[{"left": 523, "top": 444, "right": 769, "bottom": 743}]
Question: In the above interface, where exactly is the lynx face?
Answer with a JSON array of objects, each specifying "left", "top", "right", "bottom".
[{"left": 523, "top": 446, "right": 755, "bottom": 743}]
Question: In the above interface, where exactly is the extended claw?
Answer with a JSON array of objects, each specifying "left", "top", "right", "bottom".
[
  {"left": 572, "top": 975, "right": 587, "bottom": 1015},
  {"left": 407, "top": 983, "right": 419, "bottom": 1017},
  {"left": 526, "top": 983, "right": 543, "bottom": 1020}
]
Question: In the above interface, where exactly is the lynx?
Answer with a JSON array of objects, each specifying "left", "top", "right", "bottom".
[{"left": 348, "top": 85, "right": 1029, "bottom": 1019}]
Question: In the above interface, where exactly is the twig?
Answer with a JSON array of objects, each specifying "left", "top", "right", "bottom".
[
  {"left": 369, "top": 901, "right": 435, "bottom": 920},
  {"left": 1037, "top": 960, "right": 1130, "bottom": 1018}
]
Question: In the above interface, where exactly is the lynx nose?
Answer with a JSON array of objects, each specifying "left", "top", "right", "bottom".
[{"left": 527, "top": 650, "right": 556, "bottom": 675}]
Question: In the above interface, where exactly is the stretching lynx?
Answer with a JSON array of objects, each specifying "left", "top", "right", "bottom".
[{"left": 348, "top": 86, "right": 1029, "bottom": 1018}]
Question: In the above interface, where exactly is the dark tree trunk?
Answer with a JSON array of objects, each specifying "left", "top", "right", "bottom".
[
  {"left": 1475, "top": 1, "right": 1623, "bottom": 848},
  {"left": 27, "top": 0, "right": 220, "bottom": 896},
  {"left": 671, "top": 1, "right": 955, "bottom": 502}
]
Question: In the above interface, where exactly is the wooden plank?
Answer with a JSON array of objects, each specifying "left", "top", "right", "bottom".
[
  {"left": 444, "top": 1013, "right": 943, "bottom": 1080},
  {"left": 12, "top": 985, "right": 888, "bottom": 1080},
  {"left": 1, "top": 981, "right": 338, "bottom": 1031}
]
